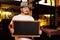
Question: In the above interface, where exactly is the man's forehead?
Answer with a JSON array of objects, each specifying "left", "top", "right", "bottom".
[{"left": 21, "top": 6, "right": 29, "bottom": 9}]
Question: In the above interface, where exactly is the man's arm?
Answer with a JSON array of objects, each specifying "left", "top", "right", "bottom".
[
  {"left": 9, "top": 24, "right": 14, "bottom": 35},
  {"left": 9, "top": 16, "right": 15, "bottom": 35}
]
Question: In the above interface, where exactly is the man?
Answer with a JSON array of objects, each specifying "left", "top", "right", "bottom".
[{"left": 9, "top": 2, "right": 34, "bottom": 40}]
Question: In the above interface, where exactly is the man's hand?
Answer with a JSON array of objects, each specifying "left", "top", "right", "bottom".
[
  {"left": 9, "top": 25, "right": 14, "bottom": 36},
  {"left": 10, "top": 28, "right": 14, "bottom": 34}
]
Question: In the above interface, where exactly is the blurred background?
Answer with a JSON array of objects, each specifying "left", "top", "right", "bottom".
[
  {"left": 0, "top": 0, "right": 55, "bottom": 27},
  {"left": 0, "top": 0, "right": 60, "bottom": 40}
]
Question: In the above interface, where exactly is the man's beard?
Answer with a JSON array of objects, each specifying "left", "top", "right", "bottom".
[
  {"left": 25, "top": 13, "right": 29, "bottom": 15},
  {"left": 22, "top": 11, "right": 29, "bottom": 15}
]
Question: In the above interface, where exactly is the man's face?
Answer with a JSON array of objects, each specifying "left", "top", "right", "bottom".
[{"left": 21, "top": 7, "right": 30, "bottom": 15}]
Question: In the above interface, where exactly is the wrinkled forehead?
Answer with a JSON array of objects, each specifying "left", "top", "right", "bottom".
[
  {"left": 20, "top": 6, "right": 30, "bottom": 10},
  {"left": 21, "top": 6, "right": 29, "bottom": 9}
]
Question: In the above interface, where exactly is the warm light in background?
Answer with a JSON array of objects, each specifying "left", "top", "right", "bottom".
[
  {"left": 38, "top": 19, "right": 47, "bottom": 26},
  {"left": 3, "top": 12, "right": 12, "bottom": 15},
  {"left": 0, "top": 11, "right": 1, "bottom": 13},
  {"left": 51, "top": 0, "right": 55, "bottom": 6},
  {"left": 39, "top": 0, "right": 55, "bottom": 6},
  {"left": 44, "top": 14, "right": 54, "bottom": 17},
  {"left": 0, "top": 11, "right": 1, "bottom": 22},
  {"left": 38, "top": 17, "right": 47, "bottom": 26},
  {"left": 52, "top": 14, "right": 54, "bottom": 16},
  {"left": 1, "top": 11, "right": 13, "bottom": 19},
  {"left": 38, "top": 14, "right": 54, "bottom": 26},
  {"left": 44, "top": 14, "right": 50, "bottom": 17}
]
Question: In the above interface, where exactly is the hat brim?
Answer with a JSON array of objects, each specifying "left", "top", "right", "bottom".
[{"left": 20, "top": 6, "right": 29, "bottom": 8}]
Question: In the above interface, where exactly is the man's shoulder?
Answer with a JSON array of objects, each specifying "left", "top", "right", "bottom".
[
  {"left": 27, "top": 15, "right": 33, "bottom": 17},
  {"left": 27, "top": 15, "right": 34, "bottom": 21},
  {"left": 13, "top": 15, "right": 21, "bottom": 18},
  {"left": 12, "top": 15, "right": 20, "bottom": 19}
]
